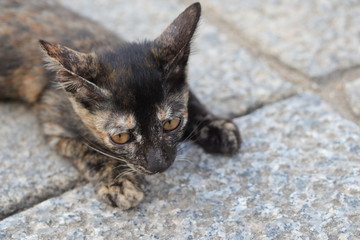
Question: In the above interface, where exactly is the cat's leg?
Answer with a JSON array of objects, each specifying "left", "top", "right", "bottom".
[
  {"left": 48, "top": 136, "right": 144, "bottom": 209},
  {"left": 184, "top": 90, "right": 241, "bottom": 154}
]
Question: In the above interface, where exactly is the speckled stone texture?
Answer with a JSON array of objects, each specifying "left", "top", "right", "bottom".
[
  {"left": 58, "top": 0, "right": 297, "bottom": 116},
  {"left": 0, "top": 103, "right": 80, "bottom": 220},
  {"left": 345, "top": 78, "right": 360, "bottom": 117},
  {"left": 203, "top": 0, "right": 360, "bottom": 78},
  {"left": 1, "top": 93, "right": 359, "bottom": 239}
]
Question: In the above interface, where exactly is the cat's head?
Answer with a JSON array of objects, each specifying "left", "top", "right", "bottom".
[{"left": 40, "top": 3, "right": 201, "bottom": 174}]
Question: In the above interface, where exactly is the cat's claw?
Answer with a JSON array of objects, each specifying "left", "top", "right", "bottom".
[
  {"left": 198, "top": 119, "right": 241, "bottom": 155},
  {"left": 95, "top": 174, "right": 144, "bottom": 210}
]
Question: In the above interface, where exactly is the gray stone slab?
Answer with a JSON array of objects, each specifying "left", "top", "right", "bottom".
[
  {"left": 0, "top": 103, "right": 80, "bottom": 219},
  {"left": 1, "top": 93, "right": 359, "bottom": 239},
  {"left": 58, "top": 0, "right": 297, "bottom": 116},
  {"left": 202, "top": 0, "right": 360, "bottom": 78},
  {"left": 345, "top": 78, "right": 360, "bottom": 117}
]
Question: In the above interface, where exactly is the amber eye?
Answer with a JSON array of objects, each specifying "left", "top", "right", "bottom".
[
  {"left": 111, "top": 132, "right": 131, "bottom": 144},
  {"left": 163, "top": 118, "right": 181, "bottom": 132}
]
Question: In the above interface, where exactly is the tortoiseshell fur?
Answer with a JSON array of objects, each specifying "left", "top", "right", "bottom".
[{"left": 0, "top": 0, "right": 241, "bottom": 209}]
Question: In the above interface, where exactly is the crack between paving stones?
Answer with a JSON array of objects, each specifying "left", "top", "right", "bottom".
[
  {"left": 181, "top": 0, "right": 311, "bottom": 83},
  {"left": 188, "top": 0, "right": 360, "bottom": 86},
  {"left": 0, "top": 179, "right": 87, "bottom": 221},
  {"left": 179, "top": 0, "right": 360, "bottom": 126},
  {"left": 230, "top": 92, "right": 299, "bottom": 119},
  {"left": 314, "top": 64, "right": 360, "bottom": 84}
]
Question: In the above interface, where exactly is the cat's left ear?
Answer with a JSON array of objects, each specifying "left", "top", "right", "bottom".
[{"left": 154, "top": 2, "right": 201, "bottom": 72}]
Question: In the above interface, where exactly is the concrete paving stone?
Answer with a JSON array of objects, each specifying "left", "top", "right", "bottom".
[
  {"left": 1, "top": 93, "right": 359, "bottom": 239},
  {"left": 0, "top": 103, "right": 80, "bottom": 220},
  {"left": 345, "top": 78, "right": 360, "bottom": 117},
  {"left": 58, "top": 0, "right": 297, "bottom": 116},
  {"left": 202, "top": 0, "right": 360, "bottom": 78}
]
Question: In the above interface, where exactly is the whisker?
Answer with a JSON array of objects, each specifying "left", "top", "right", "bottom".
[
  {"left": 78, "top": 135, "right": 141, "bottom": 175},
  {"left": 112, "top": 164, "right": 130, "bottom": 171},
  {"left": 182, "top": 118, "right": 208, "bottom": 143},
  {"left": 85, "top": 143, "right": 127, "bottom": 163},
  {"left": 114, "top": 168, "right": 137, "bottom": 181},
  {"left": 79, "top": 135, "right": 128, "bottom": 162}
]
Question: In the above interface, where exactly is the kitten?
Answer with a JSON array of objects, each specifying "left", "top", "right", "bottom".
[{"left": 0, "top": 0, "right": 241, "bottom": 209}]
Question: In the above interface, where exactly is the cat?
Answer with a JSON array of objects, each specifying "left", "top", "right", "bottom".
[{"left": 0, "top": 0, "right": 241, "bottom": 209}]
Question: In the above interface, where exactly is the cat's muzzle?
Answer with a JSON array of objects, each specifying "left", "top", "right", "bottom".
[{"left": 145, "top": 147, "right": 175, "bottom": 174}]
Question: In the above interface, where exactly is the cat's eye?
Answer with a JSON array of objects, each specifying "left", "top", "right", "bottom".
[
  {"left": 111, "top": 132, "right": 131, "bottom": 144},
  {"left": 163, "top": 118, "right": 181, "bottom": 132}
]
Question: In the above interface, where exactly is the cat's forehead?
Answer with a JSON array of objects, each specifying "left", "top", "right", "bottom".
[
  {"left": 105, "top": 112, "right": 137, "bottom": 133},
  {"left": 98, "top": 42, "right": 157, "bottom": 74},
  {"left": 157, "top": 90, "right": 189, "bottom": 119},
  {"left": 97, "top": 44, "right": 163, "bottom": 102},
  {"left": 157, "top": 103, "right": 185, "bottom": 121},
  {"left": 105, "top": 91, "right": 188, "bottom": 130}
]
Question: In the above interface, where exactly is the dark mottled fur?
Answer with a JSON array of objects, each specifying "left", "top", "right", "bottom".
[{"left": 0, "top": 0, "right": 241, "bottom": 209}]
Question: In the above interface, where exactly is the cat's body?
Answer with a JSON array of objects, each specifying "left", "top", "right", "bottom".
[{"left": 0, "top": 0, "right": 241, "bottom": 209}]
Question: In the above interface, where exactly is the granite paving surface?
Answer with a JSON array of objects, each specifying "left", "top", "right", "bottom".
[
  {"left": 2, "top": 0, "right": 360, "bottom": 239},
  {"left": 0, "top": 103, "right": 80, "bottom": 220},
  {"left": 202, "top": 0, "right": 360, "bottom": 78},
  {"left": 1, "top": 93, "right": 359, "bottom": 239},
  {"left": 59, "top": 0, "right": 297, "bottom": 116}
]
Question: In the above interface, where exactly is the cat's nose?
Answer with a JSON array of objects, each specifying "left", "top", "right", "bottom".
[{"left": 145, "top": 148, "right": 174, "bottom": 174}]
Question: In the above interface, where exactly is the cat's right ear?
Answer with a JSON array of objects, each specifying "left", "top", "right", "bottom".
[
  {"left": 154, "top": 3, "right": 201, "bottom": 71},
  {"left": 39, "top": 40, "right": 108, "bottom": 101}
]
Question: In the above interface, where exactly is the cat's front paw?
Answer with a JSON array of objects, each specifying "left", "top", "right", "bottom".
[
  {"left": 95, "top": 174, "right": 144, "bottom": 210},
  {"left": 198, "top": 119, "right": 241, "bottom": 155}
]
